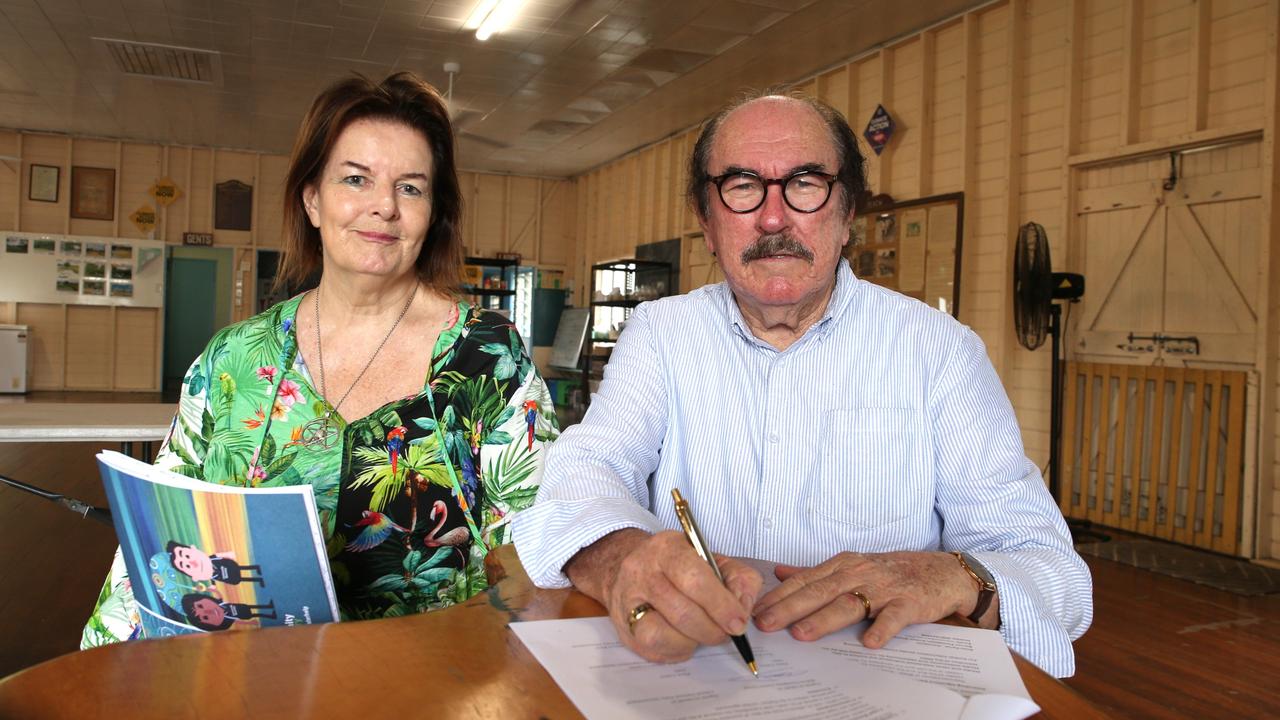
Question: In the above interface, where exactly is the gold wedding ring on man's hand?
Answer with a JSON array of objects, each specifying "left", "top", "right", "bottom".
[
  {"left": 627, "top": 602, "right": 654, "bottom": 635},
  {"left": 848, "top": 590, "right": 872, "bottom": 619}
]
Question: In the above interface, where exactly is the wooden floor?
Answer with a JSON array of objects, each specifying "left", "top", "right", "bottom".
[
  {"left": 1066, "top": 536, "right": 1280, "bottom": 718},
  {"left": 2, "top": 393, "right": 1279, "bottom": 717}
]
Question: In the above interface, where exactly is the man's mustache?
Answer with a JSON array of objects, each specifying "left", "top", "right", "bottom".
[{"left": 740, "top": 233, "right": 815, "bottom": 264}]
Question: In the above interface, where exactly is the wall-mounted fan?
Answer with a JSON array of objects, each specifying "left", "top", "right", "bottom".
[{"left": 1012, "top": 222, "right": 1085, "bottom": 511}]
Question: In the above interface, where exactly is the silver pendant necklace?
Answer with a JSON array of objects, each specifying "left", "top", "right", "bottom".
[{"left": 298, "top": 283, "right": 418, "bottom": 449}]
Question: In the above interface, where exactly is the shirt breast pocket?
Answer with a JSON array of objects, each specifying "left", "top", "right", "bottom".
[{"left": 809, "top": 408, "right": 929, "bottom": 528}]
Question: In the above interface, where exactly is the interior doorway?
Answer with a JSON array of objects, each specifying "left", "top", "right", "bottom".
[
  {"left": 162, "top": 246, "right": 235, "bottom": 394},
  {"left": 256, "top": 249, "right": 319, "bottom": 311},
  {"left": 163, "top": 256, "right": 218, "bottom": 393}
]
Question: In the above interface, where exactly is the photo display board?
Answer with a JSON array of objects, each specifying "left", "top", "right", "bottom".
[{"left": 0, "top": 232, "right": 164, "bottom": 308}]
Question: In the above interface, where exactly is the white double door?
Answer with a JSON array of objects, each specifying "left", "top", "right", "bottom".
[{"left": 1072, "top": 140, "right": 1261, "bottom": 369}]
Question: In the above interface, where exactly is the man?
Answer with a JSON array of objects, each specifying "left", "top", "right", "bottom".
[
  {"left": 513, "top": 92, "right": 1092, "bottom": 678},
  {"left": 167, "top": 541, "right": 267, "bottom": 586}
]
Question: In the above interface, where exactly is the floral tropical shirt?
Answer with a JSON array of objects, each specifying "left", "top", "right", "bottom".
[{"left": 82, "top": 294, "right": 558, "bottom": 647}]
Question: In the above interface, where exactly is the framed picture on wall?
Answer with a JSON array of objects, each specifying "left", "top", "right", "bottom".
[
  {"left": 70, "top": 166, "right": 116, "bottom": 220},
  {"left": 29, "top": 164, "right": 59, "bottom": 202},
  {"left": 215, "top": 180, "right": 253, "bottom": 230}
]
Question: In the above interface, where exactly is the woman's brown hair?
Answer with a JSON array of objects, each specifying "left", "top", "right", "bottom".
[{"left": 278, "top": 71, "right": 464, "bottom": 293}]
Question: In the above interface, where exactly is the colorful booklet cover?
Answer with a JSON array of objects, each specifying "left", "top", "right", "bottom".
[{"left": 97, "top": 450, "right": 339, "bottom": 639}]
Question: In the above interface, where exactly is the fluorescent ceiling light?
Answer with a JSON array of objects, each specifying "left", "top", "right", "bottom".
[
  {"left": 464, "top": 0, "right": 499, "bottom": 29},
  {"left": 467, "top": 0, "right": 523, "bottom": 41}
]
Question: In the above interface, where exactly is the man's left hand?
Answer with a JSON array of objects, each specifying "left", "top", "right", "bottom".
[{"left": 751, "top": 550, "right": 996, "bottom": 648}]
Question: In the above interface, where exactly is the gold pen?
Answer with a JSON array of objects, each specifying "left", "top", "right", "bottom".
[{"left": 672, "top": 488, "right": 759, "bottom": 677}]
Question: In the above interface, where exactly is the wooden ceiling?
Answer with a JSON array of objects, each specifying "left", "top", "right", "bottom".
[{"left": 0, "top": 0, "right": 984, "bottom": 177}]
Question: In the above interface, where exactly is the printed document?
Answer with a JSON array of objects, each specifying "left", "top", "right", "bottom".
[{"left": 510, "top": 617, "right": 1039, "bottom": 720}]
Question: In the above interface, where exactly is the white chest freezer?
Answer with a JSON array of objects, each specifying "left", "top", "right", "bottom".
[{"left": 0, "top": 324, "right": 31, "bottom": 393}]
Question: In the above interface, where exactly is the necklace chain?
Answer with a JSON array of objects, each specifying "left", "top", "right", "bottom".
[{"left": 313, "top": 283, "right": 418, "bottom": 419}]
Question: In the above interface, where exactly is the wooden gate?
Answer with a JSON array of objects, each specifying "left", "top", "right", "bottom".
[{"left": 1060, "top": 362, "right": 1245, "bottom": 555}]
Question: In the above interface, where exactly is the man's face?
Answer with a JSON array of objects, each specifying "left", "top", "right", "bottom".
[
  {"left": 699, "top": 98, "right": 852, "bottom": 314},
  {"left": 172, "top": 545, "right": 214, "bottom": 581}
]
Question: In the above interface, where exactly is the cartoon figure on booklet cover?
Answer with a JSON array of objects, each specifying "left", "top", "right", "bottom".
[
  {"left": 181, "top": 593, "right": 278, "bottom": 631},
  {"left": 167, "top": 541, "right": 266, "bottom": 586}
]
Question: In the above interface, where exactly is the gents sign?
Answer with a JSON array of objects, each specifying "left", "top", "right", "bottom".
[{"left": 183, "top": 232, "right": 214, "bottom": 246}]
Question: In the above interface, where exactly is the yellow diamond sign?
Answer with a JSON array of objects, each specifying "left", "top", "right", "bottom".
[
  {"left": 130, "top": 204, "right": 157, "bottom": 234},
  {"left": 150, "top": 177, "right": 182, "bottom": 206}
]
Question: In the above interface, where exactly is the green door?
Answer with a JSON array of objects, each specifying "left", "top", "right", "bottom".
[{"left": 164, "top": 257, "right": 218, "bottom": 393}]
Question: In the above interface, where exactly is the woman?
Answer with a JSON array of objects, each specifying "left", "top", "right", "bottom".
[{"left": 82, "top": 72, "right": 557, "bottom": 645}]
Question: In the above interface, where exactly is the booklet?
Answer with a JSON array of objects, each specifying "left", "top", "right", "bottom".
[
  {"left": 97, "top": 450, "right": 339, "bottom": 639},
  {"left": 510, "top": 617, "right": 1039, "bottom": 720}
]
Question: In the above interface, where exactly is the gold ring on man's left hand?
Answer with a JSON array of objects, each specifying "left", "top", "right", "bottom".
[{"left": 627, "top": 602, "right": 654, "bottom": 635}]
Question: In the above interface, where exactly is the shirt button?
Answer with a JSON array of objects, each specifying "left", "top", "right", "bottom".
[
  {"left": 762, "top": 517, "right": 773, "bottom": 530},
  {"left": 768, "top": 433, "right": 779, "bottom": 443}
]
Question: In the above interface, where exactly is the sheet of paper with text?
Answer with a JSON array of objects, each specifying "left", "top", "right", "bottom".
[{"left": 510, "top": 616, "right": 1038, "bottom": 720}]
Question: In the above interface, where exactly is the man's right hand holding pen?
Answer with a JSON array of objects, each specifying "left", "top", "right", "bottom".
[{"left": 563, "top": 527, "right": 763, "bottom": 665}]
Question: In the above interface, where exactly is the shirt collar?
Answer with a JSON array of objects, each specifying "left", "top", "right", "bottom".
[{"left": 719, "top": 258, "right": 858, "bottom": 347}]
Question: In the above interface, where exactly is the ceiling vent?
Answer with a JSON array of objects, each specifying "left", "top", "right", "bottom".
[{"left": 95, "top": 38, "right": 223, "bottom": 85}]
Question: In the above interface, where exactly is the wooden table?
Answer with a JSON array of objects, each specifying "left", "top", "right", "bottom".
[
  {"left": 0, "top": 546, "right": 1111, "bottom": 719},
  {"left": 0, "top": 403, "right": 172, "bottom": 457}
]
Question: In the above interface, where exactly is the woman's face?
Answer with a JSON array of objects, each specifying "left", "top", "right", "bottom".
[{"left": 302, "top": 118, "right": 434, "bottom": 282}]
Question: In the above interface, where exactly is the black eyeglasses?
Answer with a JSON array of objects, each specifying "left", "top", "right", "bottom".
[{"left": 709, "top": 170, "right": 838, "bottom": 214}]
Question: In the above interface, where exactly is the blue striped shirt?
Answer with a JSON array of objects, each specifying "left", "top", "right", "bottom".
[{"left": 513, "top": 259, "right": 1092, "bottom": 677}]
